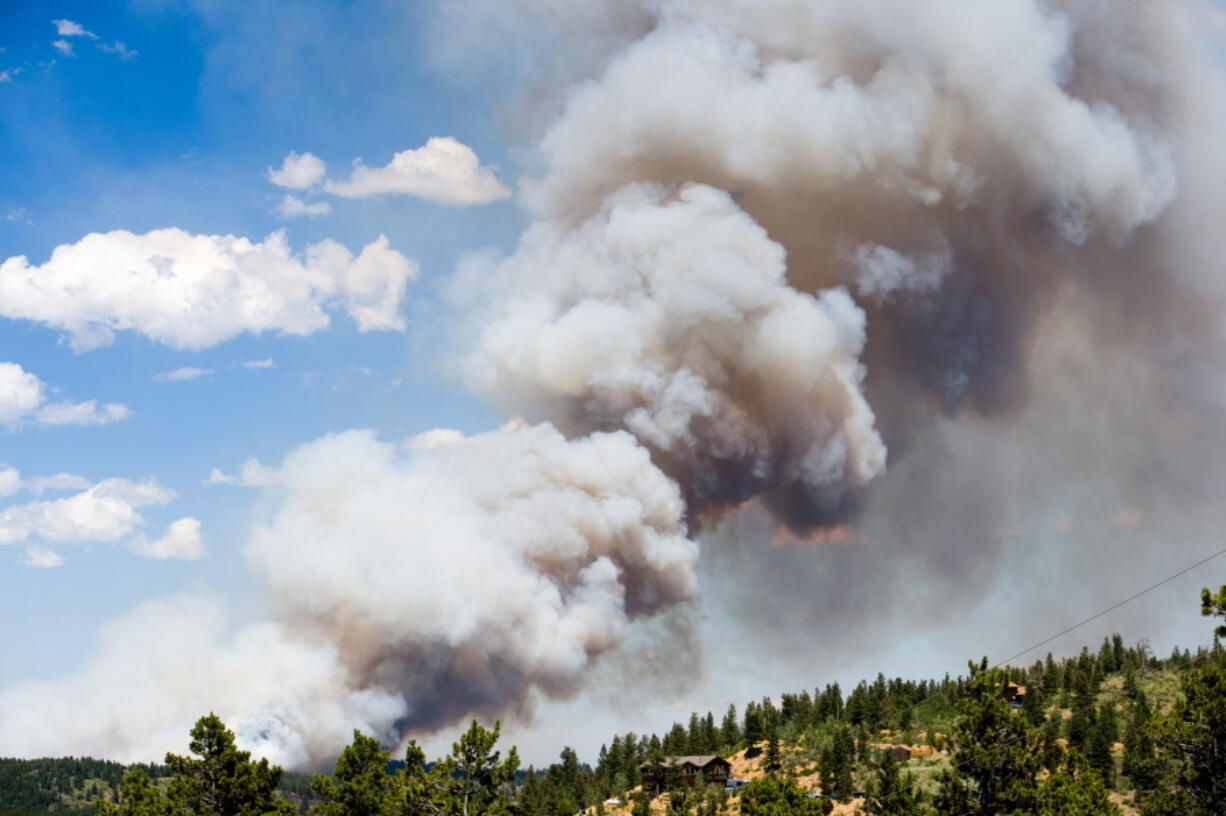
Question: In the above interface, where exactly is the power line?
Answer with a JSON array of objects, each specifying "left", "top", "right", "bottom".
[
  {"left": 993, "top": 546, "right": 1226, "bottom": 668},
  {"left": 859, "top": 545, "right": 1226, "bottom": 813}
]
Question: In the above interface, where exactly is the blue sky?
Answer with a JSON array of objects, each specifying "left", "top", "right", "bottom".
[{"left": 0, "top": 0, "right": 520, "bottom": 679}]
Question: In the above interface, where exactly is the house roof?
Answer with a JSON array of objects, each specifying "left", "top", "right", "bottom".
[{"left": 641, "top": 755, "right": 730, "bottom": 769}]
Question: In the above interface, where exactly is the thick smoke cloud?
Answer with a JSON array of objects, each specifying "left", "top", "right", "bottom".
[
  {"left": 448, "top": 0, "right": 1210, "bottom": 529},
  {"left": 0, "top": 424, "right": 696, "bottom": 767},
  {"left": 5, "top": 0, "right": 1226, "bottom": 769},
  {"left": 451, "top": 183, "right": 885, "bottom": 527}
]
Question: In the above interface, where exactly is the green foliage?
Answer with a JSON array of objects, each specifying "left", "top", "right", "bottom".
[
  {"left": 817, "top": 727, "right": 853, "bottom": 798},
  {"left": 311, "top": 732, "right": 391, "bottom": 816},
  {"left": 163, "top": 715, "right": 293, "bottom": 816},
  {"left": 1143, "top": 659, "right": 1226, "bottom": 815},
  {"left": 763, "top": 726, "right": 780, "bottom": 776},
  {"left": 435, "top": 721, "right": 519, "bottom": 816},
  {"left": 5, "top": 605, "right": 1221, "bottom": 816},
  {"left": 934, "top": 660, "right": 1037, "bottom": 816},
  {"left": 1200, "top": 585, "right": 1226, "bottom": 639},
  {"left": 96, "top": 770, "right": 176, "bottom": 816},
  {"left": 1035, "top": 755, "right": 1121, "bottom": 816},
  {"left": 0, "top": 758, "right": 148, "bottom": 816},
  {"left": 861, "top": 751, "right": 921, "bottom": 816},
  {"left": 738, "top": 776, "right": 826, "bottom": 816}
]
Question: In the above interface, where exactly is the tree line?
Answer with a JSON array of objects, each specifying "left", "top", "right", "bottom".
[{"left": 4, "top": 588, "right": 1226, "bottom": 816}]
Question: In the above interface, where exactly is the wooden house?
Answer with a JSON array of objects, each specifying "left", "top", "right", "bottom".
[{"left": 640, "top": 756, "right": 732, "bottom": 791}]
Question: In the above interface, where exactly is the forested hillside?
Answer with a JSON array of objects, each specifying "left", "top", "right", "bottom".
[{"left": 3, "top": 588, "right": 1225, "bottom": 816}]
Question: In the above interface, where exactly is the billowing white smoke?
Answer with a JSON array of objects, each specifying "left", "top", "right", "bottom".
[
  {"left": 0, "top": 424, "right": 695, "bottom": 767},
  {"left": 0, "top": 593, "right": 405, "bottom": 767},
  {"left": 446, "top": 0, "right": 1212, "bottom": 523},
  {"left": 452, "top": 183, "right": 885, "bottom": 526}
]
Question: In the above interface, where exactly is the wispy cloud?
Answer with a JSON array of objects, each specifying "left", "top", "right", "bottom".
[
  {"left": 52, "top": 19, "right": 98, "bottom": 40},
  {"left": 50, "top": 20, "right": 136, "bottom": 62},
  {"left": 207, "top": 458, "right": 282, "bottom": 487},
  {"left": 275, "top": 194, "right": 331, "bottom": 220},
  {"left": 98, "top": 41, "right": 137, "bottom": 61},
  {"left": 21, "top": 545, "right": 63, "bottom": 568},
  {"left": 153, "top": 367, "right": 212, "bottom": 382},
  {"left": 243, "top": 358, "right": 276, "bottom": 369}
]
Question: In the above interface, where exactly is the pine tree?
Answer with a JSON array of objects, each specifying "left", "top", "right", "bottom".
[
  {"left": 1036, "top": 754, "right": 1121, "bottom": 816},
  {"left": 1086, "top": 712, "right": 1115, "bottom": 788},
  {"left": 861, "top": 751, "right": 920, "bottom": 816},
  {"left": 742, "top": 704, "right": 764, "bottom": 751},
  {"left": 164, "top": 714, "right": 294, "bottom": 816},
  {"left": 1122, "top": 694, "right": 1157, "bottom": 791},
  {"left": 934, "top": 660, "right": 1038, "bottom": 816},
  {"left": 719, "top": 705, "right": 740, "bottom": 750},
  {"left": 97, "top": 769, "right": 176, "bottom": 816},
  {"left": 439, "top": 720, "right": 520, "bottom": 816},
  {"left": 764, "top": 724, "right": 780, "bottom": 775},
  {"left": 312, "top": 731, "right": 393, "bottom": 816}
]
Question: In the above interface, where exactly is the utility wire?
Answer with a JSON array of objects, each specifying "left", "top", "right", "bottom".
[
  {"left": 992, "top": 546, "right": 1226, "bottom": 669},
  {"left": 849, "top": 545, "right": 1226, "bottom": 811}
]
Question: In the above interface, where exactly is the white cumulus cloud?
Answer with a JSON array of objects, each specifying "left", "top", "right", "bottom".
[
  {"left": 0, "top": 362, "right": 130, "bottom": 429},
  {"left": 325, "top": 137, "right": 512, "bottom": 206},
  {"left": 268, "top": 152, "right": 327, "bottom": 190},
  {"left": 127, "top": 517, "right": 204, "bottom": 560},
  {"left": 0, "top": 476, "right": 196, "bottom": 564},
  {"left": 0, "top": 229, "right": 417, "bottom": 351}
]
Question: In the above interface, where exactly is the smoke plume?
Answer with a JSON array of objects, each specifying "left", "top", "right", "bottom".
[{"left": 5, "top": 0, "right": 1226, "bottom": 768}]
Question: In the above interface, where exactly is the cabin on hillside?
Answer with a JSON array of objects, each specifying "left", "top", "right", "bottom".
[
  {"left": 884, "top": 745, "right": 912, "bottom": 762},
  {"left": 1002, "top": 682, "right": 1028, "bottom": 707},
  {"left": 640, "top": 756, "right": 732, "bottom": 792}
]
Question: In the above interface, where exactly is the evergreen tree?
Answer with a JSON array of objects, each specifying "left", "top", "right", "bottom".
[
  {"left": 818, "top": 728, "right": 853, "bottom": 799},
  {"left": 1036, "top": 755, "right": 1121, "bottom": 816},
  {"left": 164, "top": 715, "right": 294, "bottom": 816},
  {"left": 742, "top": 704, "right": 764, "bottom": 751},
  {"left": 1086, "top": 712, "right": 1115, "bottom": 789},
  {"left": 1201, "top": 585, "right": 1226, "bottom": 638},
  {"left": 739, "top": 777, "right": 827, "bottom": 816},
  {"left": 861, "top": 751, "right": 920, "bottom": 816},
  {"left": 763, "top": 724, "right": 780, "bottom": 775},
  {"left": 97, "top": 769, "right": 176, "bottom": 816},
  {"left": 1147, "top": 659, "right": 1226, "bottom": 815},
  {"left": 701, "top": 713, "right": 718, "bottom": 755},
  {"left": 934, "top": 660, "right": 1037, "bottom": 816},
  {"left": 312, "top": 731, "right": 393, "bottom": 816},
  {"left": 1021, "top": 684, "right": 1045, "bottom": 728},
  {"left": 719, "top": 705, "right": 740, "bottom": 751},
  {"left": 1122, "top": 694, "right": 1158, "bottom": 791},
  {"left": 438, "top": 721, "right": 520, "bottom": 816}
]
